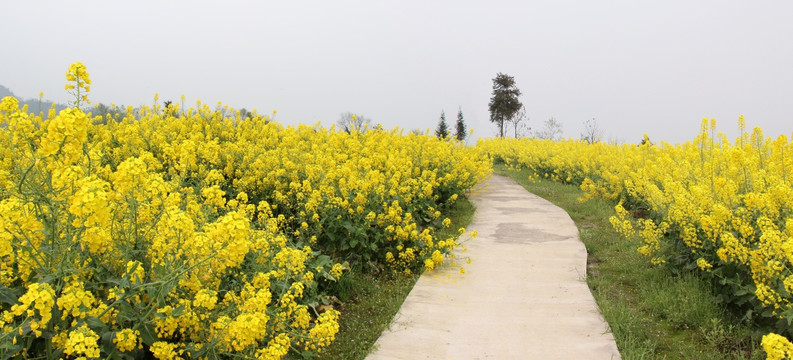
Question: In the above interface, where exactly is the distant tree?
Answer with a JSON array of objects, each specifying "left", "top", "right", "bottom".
[
  {"left": 239, "top": 108, "right": 254, "bottom": 120},
  {"left": 92, "top": 103, "right": 111, "bottom": 124},
  {"left": 435, "top": 110, "right": 450, "bottom": 139},
  {"left": 640, "top": 134, "right": 652, "bottom": 146},
  {"left": 455, "top": 107, "right": 466, "bottom": 141},
  {"left": 507, "top": 105, "right": 530, "bottom": 139},
  {"left": 337, "top": 111, "right": 371, "bottom": 133},
  {"left": 580, "top": 118, "right": 602, "bottom": 144},
  {"left": 91, "top": 102, "right": 125, "bottom": 124},
  {"left": 488, "top": 73, "right": 522, "bottom": 138},
  {"left": 535, "top": 117, "right": 563, "bottom": 141},
  {"left": 162, "top": 100, "right": 178, "bottom": 117}
]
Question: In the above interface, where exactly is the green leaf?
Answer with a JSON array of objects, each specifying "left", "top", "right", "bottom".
[
  {"left": 47, "top": 347, "right": 65, "bottom": 360},
  {"left": 185, "top": 343, "right": 209, "bottom": 358},
  {"left": 139, "top": 323, "right": 157, "bottom": 346},
  {"left": 100, "top": 331, "right": 122, "bottom": 360},
  {"left": 734, "top": 287, "right": 750, "bottom": 296},
  {"left": 85, "top": 316, "right": 109, "bottom": 332},
  {"left": 761, "top": 308, "right": 775, "bottom": 318},
  {"left": 0, "top": 286, "right": 18, "bottom": 305},
  {"left": 115, "top": 300, "right": 135, "bottom": 319},
  {"left": 742, "top": 309, "right": 753, "bottom": 322},
  {"left": 0, "top": 343, "right": 23, "bottom": 360}
]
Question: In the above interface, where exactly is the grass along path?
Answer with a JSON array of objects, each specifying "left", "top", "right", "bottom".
[
  {"left": 366, "top": 173, "right": 620, "bottom": 358},
  {"left": 495, "top": 165, "right": 762, "bottom": 359},
  {"left": 317, "top": 196, "right": 476, "bottom": 360}
]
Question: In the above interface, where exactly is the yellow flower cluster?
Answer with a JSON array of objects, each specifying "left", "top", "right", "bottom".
[
  {"left": 479, "top": 117, "right": 793, "bottom": 352},
  {"left": 305, "top": 309, "right": 340, "bottom": 352},
  {"left": 63, "top": 324, "right": 101, "bottom": 359},
  {"left": 0, "top": 63, "right": 489, "bottom": 358},
  {"left": 150, "top": 341, "right": 183, "bottom": 360},
  {"left": 3, "top": 283, "right": 55, "bottom": 337},
  {"left": 113, "top": 328, "right": 141, "bottom": 352},
  {"left": 56, "top": 281, "right": 98, "bottom": 321},
  {"left": 763, "top": 333, "right": 793, "bottom": 360},
  {"left": 65, "top": 61, "right": 91, "bottom": 106}
]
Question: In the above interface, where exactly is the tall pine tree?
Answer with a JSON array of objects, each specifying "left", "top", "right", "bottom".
[
  {"left": 455, "top": 107, "right": 466, "bottom": 141},
  {"left": 435, "top": 110, "right": 449, "bottom": 139}
]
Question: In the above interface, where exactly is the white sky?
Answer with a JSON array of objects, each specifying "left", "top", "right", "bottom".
[{"left": 2, "top": 1, "right": 791, "bottom": 144}]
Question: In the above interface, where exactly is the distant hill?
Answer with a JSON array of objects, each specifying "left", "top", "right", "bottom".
[
  {"left": 0, "top": 84, "right": 14, "bottom": 98},
  {"left": 0, "top": 84, "right": 68, "bottom": 116}
]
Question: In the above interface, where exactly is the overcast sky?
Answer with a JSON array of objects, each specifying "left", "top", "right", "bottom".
[{"left": 1, "top": 1, "right": 791, "bottom": 144}]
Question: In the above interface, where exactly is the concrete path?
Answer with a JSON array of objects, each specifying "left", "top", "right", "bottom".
[{"left": 366, "top": 174, "right": 621, "bottom": 360}]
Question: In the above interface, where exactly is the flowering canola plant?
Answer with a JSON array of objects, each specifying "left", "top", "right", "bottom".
[
  {"left": 478, "top": 118, "right": 793, "bottom": 358},
  {"left": 0, "top": 63, "right": 490, "bottom": 359}
]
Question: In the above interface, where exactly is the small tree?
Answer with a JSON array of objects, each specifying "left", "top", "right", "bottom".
[
  {"left": 581, "top": 118, "right": 602, "bottom": 143},
  {"left": 507, "top": 105, "right": 529, "bottom": 138},
  {"left": 337, "top": 111, "right": 371, "bottom": 133},
  {"left": 535, "top": 117, "right": 563, "bottom": 141},
  {"left": 640, "top": 134, "right": 652, "bottom": 146},
  {"left": 435, "top": 110, "right": 450, "bottom": 139},
  {"left": 455, "top": 108, "right": 466, "bottom": 141},
  {"left": 92, "top": 103, "right": 112, "bottom": 125},
  {"left": 488, "top": 73, "right": 522, "bottom": 138}
]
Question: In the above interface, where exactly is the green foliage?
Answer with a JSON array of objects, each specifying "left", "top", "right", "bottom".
[
  {"left": 488, "top": 73, "right": 522, "bottom": 138},
  {"left": 319, "top": 196, "right": 476, "bottom": 359},
  {"left": 638, "top": 273, "right": 723, "bottom": 330},
  {"left": 0, "top": 63, "right": 490, "bottom": 358},
  {"left": 496, "top": 164, "right": 762, "bottom": 359},
  {"left": 455, "top": 108, "right": 466, "bottom": 141},
  {"left": 435, "top": 110, "right": 449, "bottom": 139},
  {"left": 317, "top": 272, "right": 417, "bottom": 360}
]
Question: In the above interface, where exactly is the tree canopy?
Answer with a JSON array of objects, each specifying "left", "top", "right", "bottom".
[
  {"left": 535, "top": 117, "right": 563, "bottom": 141},
  {"left": 506, "top": 105, "right": 529, "bottom": 139},
  {"left": 580, "top": 118, "right": 602, "bottom": 143},
  {"left": 435, "top": 110, "right": 449, "bottom": 139},
  {"left": 336, "top": 111, "right": 371, "bottom": 133},
  {"left": 488, "top": 73, "right": 522, "bottom": 138},
  {"left": 455, "top": 108, "right": 466, "bottom": 141}
]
